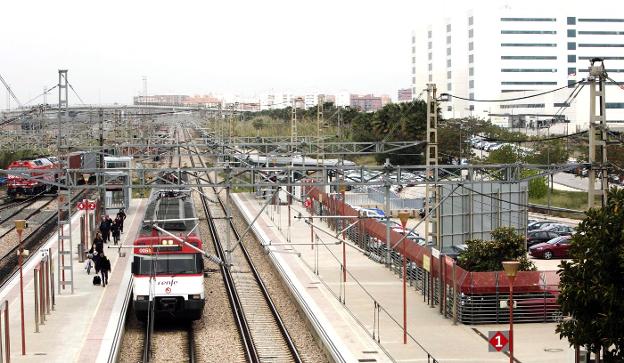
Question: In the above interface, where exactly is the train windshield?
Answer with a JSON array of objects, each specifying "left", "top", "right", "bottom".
[{"left": 135, "top": 254, "right": 202, "bottom": 275}]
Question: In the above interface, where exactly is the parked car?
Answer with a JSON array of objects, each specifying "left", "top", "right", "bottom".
[
  {"left": 529, "top": 235, "right": 572, "bottom": 260},
  {"left": 527, "top": 230, "right": 562, "bottom": 247},
  {"left": 542, "top": 224, "right": 575, "bottom": 236},
  {"left": 528, "top": 220, "right": 554, "bottom": 231},
  {"left": 442, "top": 244, "right": 468, "bottom": 260}
]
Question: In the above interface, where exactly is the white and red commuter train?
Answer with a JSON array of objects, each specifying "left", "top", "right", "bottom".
[
  {"left": 6, "top": 156, "right": 60, "bottom": 198},
  {"left": 131, "top": 188, "right": 205, "bottom": 321}
]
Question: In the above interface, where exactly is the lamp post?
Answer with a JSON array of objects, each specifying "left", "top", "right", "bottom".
[
  {"left": 15, "top": 220, "right": 29, "bottom": 356},
  {"left": 502, "top": 260, "right": 520, "bottom": 363}
]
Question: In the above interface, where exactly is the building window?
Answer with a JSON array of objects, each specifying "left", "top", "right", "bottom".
[
  {"left": 554, "top": 102, "right": 571, "bottom": 107},
  {"left": 412, "top": 56, "right": 415, "bottom": 63},
  {"left": 501, "top": 30, "right": 556, "bottom": 34},
  {"left": 469, "top": 67, "right": 474, "bottom": 76},
  {"left": 501, "top": 81, "right": 558, "bottom": 85},
  {"left": 412, "top": 46, "right": 415, "bottom": 53},
  {"left": 469, "top": 80, "right": 474, "bottom": 88},
  {"left": 428, "top": 41, "right": 432, "bottom": 50},
  {"left": 501, "top": 55, "right": 557, "bottom": 60},
  {"left": 501, "top": 68, "right": 557, "bottom": 72},
  {"left": 447, "top": 83, "right": 452, "bottom": 91},
  {"left": 447, "top": 35, "right": 451, "bottom": 44},
  {"left": 567, "top": 17, "right": 576, "bottom": 25},
  {"left": 501, "top": 43, "right": 556, "bottom": 47},
  {"left": 579, "top": 31, "right": 624, "bottom": 35},
  {"left": 428, "top": 52, "right": 432, "bottom": 61},
  {"left": 447, "top": 47, "right": 451, "bottom": 56},
  {"left": 412, "top": 67, "right": 416, "bottom": 74},
  {"left": 469, "top": 54, "right": 474, "bottom": 63},
  {"left": 568, "top": 80, "right": 576, "bottom": 88},
  {"left": 567, "top": 29, "right": 576, "bottom": 37},
  {"left": 468, "top": 16, "right": 473, "bottom": 26},
  {"left": 412, "top": 77, "right": 416, "bottom": 83},
  {"left": 500, "top": 103, "right": 545, "bottom": 109},
  {"left": 606, "top": 103, "right": 624, "bottom": 108},
  {"left": 428, "top": 30, "right": 432, "bottom": 38},
  {"left": 429, "top": 74, "right": 433, "bottom": 82},
  {"left": 568, "top": 54, "right": 576, "bottom": 62},
  {"left": 446, "top": 24, "right": 451, "bottom": 32},
  {"left": 469, "top": 29, "right": 473, "bottom": 38},
  {"left": 469, "top": 93, "right": 474, "bottom": 100},
  {"left": 469, "top": 42, "right": 474, "bottom": 51},
  {"left": 447, "top": 71, "right": 452, "bottom": 79},
  {"left": 568, "top": 42, "right": 576, "bottom": 50},
  {"left": 579, "top": 43, "right": 624, "bottom": 47},
  {"left": 428, "top": 63, "right": 432, "bottom": 71},
  {"left": 568, "top": 67, "right": 576, "bottom": 76},
  {"left": 579, "top": 56, "right": 624, "bottom": 60},
  {"left": 469, "top": 105, "right": 475, "bottom": 111},
  {"left": 447, "top": 59, "right": 451, "bottom": 68},
  {"left": 500, "top": 17, "right": 556, "bottom": 21},
  {"left": 412, "top": 36, "right": 416, "bottom": 44},
  {"left": 447, "top": 106, "right": 452, "bottom": 111},
  {"left": 578, "top": 18, "right": 624, "bottom": 22}
]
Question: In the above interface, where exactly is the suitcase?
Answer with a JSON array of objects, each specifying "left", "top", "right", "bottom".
[{"left": 93, "top": 275, "right": 101, "bottom": 285}]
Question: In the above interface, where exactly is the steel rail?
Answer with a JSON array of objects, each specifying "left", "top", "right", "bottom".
[
  {"left": 188, "top": 142, "right": 259, "bottom": 362},
  {"left": 187, "top": 128, "right": 302, "bottom": 363}
]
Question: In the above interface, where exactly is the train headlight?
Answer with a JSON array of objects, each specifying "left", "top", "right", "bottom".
[
  {"left": 188, "top": 294, "right": 201, "bottom": 300},
  {"left": 136, "top": 295, "right": 149, "bottom": 301}
]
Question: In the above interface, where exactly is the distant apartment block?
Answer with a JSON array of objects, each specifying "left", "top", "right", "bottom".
[
  {"left": 349, "top": 94, "right": 391, "bottom": 112},
  {"left": 398, "top": 88, "right": 413, "bottom": 102},
  {"left": 133, "top": 94, "right": 222, "bottom": 107},
  {"left": 411, "top": 3, "right": 624, "bottom": 128}
]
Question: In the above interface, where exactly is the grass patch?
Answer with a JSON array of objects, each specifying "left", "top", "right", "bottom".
[{"left": 529, "top": 189, "right": 600, "bottom": 211}]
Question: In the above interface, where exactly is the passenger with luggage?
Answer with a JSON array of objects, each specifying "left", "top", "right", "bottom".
[
  {"left": 97, "top": 253, "right": 111, "bottom": 287},
  {"left": 116, "top": 209, "right": 126, "bottom": 233}
]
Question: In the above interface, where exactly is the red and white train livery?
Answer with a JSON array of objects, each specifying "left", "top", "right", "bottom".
[
  {"left": 6, "top": 156, "right": 59, "bottom": 198},
  {"left": 131, "top": 189, "right": 205, "bottom": 321}
]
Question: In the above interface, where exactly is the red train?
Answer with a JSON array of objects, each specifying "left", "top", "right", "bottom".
[
  {"left": 6, "top": 157, "right": 60, "bottom": 199},
  {"left": 131, "top": 188, "right": 205, "bottom": 321},
  {"left": 5, "top": 152, "right": 96, "bottom": 200}
]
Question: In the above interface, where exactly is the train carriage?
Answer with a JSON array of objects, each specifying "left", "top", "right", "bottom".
[
  {"left": 6, "top": 157, "right": 59, "bottom": 199},
  {"left": 131, "top": 187, "right": 205, "bottom": 321}
]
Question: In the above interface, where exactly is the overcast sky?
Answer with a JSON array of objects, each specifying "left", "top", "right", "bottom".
[{"left": 0, "top": 0, "right": 618, "bottom": 106}]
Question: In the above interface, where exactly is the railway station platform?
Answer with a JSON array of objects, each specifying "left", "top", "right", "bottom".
[
  {"left": 233, "top": 193, "right": 575, "bottom": 363},
  {"left": 0, "top": 199, "right": 146, "bottom": 362}
]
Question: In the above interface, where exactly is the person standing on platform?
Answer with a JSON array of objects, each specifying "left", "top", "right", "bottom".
[
  {"left": 116, "top": 208, "right": 127, "bottom": 233},
  {"left": 93, "top": 232, "right": 104, "bottom": 254},
  {"left": 99, "top": 217, "right": 110, "bottom": 243},
  {"left": 111, "top": 219, "right": 121, "bottom": 245},
  {"left": 98, "top": 253, "right": 111, "bottom": 287}
]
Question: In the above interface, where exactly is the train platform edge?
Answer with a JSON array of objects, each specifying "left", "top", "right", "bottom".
[{"left": 0, "top": 199, "right": 146, "bottom": 362}]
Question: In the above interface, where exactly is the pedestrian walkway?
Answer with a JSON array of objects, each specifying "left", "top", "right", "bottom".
[
  {"left": 233, "top": 193, "right": 574, "bottom": 363},
  {"left": 0, "top": 199, "right": 146, "bottom": 362}
]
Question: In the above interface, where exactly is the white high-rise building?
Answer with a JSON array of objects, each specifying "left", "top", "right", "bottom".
[{"left": 411, "top": 3, "right": 624, "bottom": 130}]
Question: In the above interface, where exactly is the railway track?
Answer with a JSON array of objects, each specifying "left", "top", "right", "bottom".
[
  {"left": 186, "top": 129, "right": 302, "bottom": 363},
  {"left": 0, "top": 191, "right": 48, "bottom": 223},
  {"left": 141, "top": 319, "right": 195, "bottom": 363},
  {"left": 0, "top": 191, "right": 86, "bottom": 288}
]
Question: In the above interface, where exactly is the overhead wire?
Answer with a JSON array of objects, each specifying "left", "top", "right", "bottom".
[
  {"left": 440, "top": 79, "right": 585, "bottom": 103},
  {"left": 24, "top": 85, "right": 58, "bottom": 106},
  {"left": 67, "top": 82, "right": 86, "bottom": 105}
]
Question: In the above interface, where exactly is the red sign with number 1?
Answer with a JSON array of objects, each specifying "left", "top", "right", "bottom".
[{"left": 488, "top": 330, "right": 509, "bottom": 352}]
